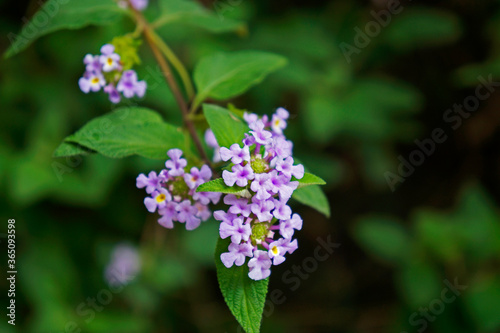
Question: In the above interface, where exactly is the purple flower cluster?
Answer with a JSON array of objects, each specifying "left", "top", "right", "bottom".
[
  {"left": 79, "top": 44, "right": 146, "bottom": 103},
  {"left": 137, "top": 149, "right": 221, "bottom": 230},
  {"left": 215, "top": 108, "right": 305, "bottom": 280}
]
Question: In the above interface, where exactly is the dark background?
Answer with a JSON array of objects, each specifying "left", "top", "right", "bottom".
[{"left": 1, "top": 0, "right": 500, "bottom": 332}]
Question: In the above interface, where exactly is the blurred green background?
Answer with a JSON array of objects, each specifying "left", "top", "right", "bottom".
[{"left": 1, "top": 0, "right": 500, "bottom": 332}]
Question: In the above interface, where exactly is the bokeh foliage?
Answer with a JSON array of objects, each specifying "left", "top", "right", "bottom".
[{"left": 1, "top": 0, "right": 500, "bottom": 332}]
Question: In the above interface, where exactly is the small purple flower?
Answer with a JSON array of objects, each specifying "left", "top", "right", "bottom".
[
  {"left": 194, "top": 202, "right": 212, "bottom": 221},
  {"left": 221, "top": 242, "right": 253, "bottom": 268},
  {"left": 219, "top": 217, "right": 251, "bottom": 244},
  {"left": 224, "top": 194, "right": 251, "bottom": 217},
  {"left": 279, "top": 213, "right": 303, "bottom": 239},
  {"left": 214, "top": 210, "right": 238, "bottom": 224},
  {"left": 270, "top": 136, "right": 293, "bottom": 159},
  {"left": 251, "top": 198, "right": 274, "bottom": 222},
  {"left": 117, "top": 70, "right": 147, "bottom": 98},
  {"left": 136, "top": 171, "right": 161, "bottom": 194},
  {"left": 276, "top": 107, "right": 289, "bottom": 121},
  {"left": 220, "top": 143, "right": 251, "bottom": 164},
  {"left": 176, "top": 200, "right": 201, "bottom": 230},
  {"left": 184, "top": 166, "right": 208, "bottom": 189},
  {"left": 193, "top": 191, "right": 221, "bottom": 205},
  {"left": 268, "top": 238, "right": 289, "bottom": 265},
  {"left": 104, "top": 84, "right": 121, "bottom": 104},
  {"left": 79, "top": 72, "right": 105, "bottom": 93},
  {"left": 248, "top": 250, "right": 272, "bottom": 280},
  {"left": 100, "top": 44, "right": 121, "bottom": 72},
  {"left": 250, "top": 173, "right": 272, "bottom": 201},
  {"left": 205, "top": 129, "right": 221, "bottom": 162},
  {"left": 130, "top": 0, "right": 149, "bottom": 10},
  {"left": 250, "top": 120, "right": 273, "bottom": 145},
  {"left": 84, "top": 54, "right": 101, "bottom": 73},
  {"left": 243, "top": 112, "right": 259, "bottom": 125},
  {"left": 222, "top": 163, "right": 254, "bottom": 187},
  {"left": 273, "top": 199, "right": 292, "bottom": 220},
  {"left": 158, "top": 201, "right": 177, "bottom": 229},
  {"left": 271, "top": 113, "right": 287, "bottom": 134},
  {"left": 275, "top": 156, "right": 304, "bottom": 180},
  {"left": 165, "top": 149, "right": 187, "bottom": 176},
  {"left": 144, "top": 188, "right": 171, "bottom": 213}
]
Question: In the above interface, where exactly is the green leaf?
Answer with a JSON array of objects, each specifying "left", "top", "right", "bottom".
[
  {"left": 193, "top": 51, "right": 287, "bottom": 109},
  {"left": 215, "top": 237, "right": 269, "bottom": 333},
  {"left": 292, "top": 185, "right": 330, "bottom": 217},
  {"left": 156, "top": 0, "right": 244, "bottom": 33},
  {"left": 296, "top": 172, "right": 326, "bottom": 188},
  {"left": 353, "top": 217, "right": 411, "bottom": 264},
  {"left": 55, "top": 107, "right": 187, "bottom": 159},
  {"left": 53, "top": 141, "right": 94, "bottom": 157},
  {"left": 465, "top": 276, "right": 500, "bottom": 332},
  {"left": 5, "top": 0, "right": 127, "bottom": 58},
  {"left": 397, "top": 260, "right": 441, "bottom": 309},
  {"left": 203, "top": 104, "right": 249, "bottom": 148},
  {"left": 196, "top": 178, "right": 248, "bottom": 196}
]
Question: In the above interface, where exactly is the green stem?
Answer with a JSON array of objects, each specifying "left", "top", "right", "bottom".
[{"left": 150, "top": 30, "right": 195, "bottom": 100}]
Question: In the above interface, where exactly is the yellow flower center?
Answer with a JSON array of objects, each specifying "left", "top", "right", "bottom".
[
  {"left": 156, "top": 193, "right": 166, "bottom": 203},
  {"left": 274, "top": 119, "right": 280, "bottom": 126},
  {"left": 271, "top": 246, "right": 279, "bottom": 255},
  {"left": 91, "top": 77, "right": 100, "bottom": 84},
  {"left": 107, "top": 57, "right": 113, "bottom": 66}
]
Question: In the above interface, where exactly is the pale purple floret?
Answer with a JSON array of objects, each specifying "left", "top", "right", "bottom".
[
  {"left": 117, "top": 70, "right": 147, "bottom": 98},
  {"left": 280, "top": 213, "right": 303, "bottom": 239},
  {"left": 204, "top": 129, "right": 221, "bottom": 162},
  {"left": 221, "top": 243, "right": 253, "bottom": 268},
  {"left": 270, "top": 136, "right": 293, "bottom": 159},
  {"left": 275, "top": 107, "right": 290, "bottom": 120},
  {"left": 273, "top": 198, "right": 292, "bottom": 220},
  {"left": 136, "top": 171, "right": 161, "bottom": 194},
  {"left": 248, "top": 250, "right": 272, "bottom": 281},
  {"left": 144, "top": 188, "right": 171, "bottom": 213},
  {"left": 194, "top": 202, "right": 212, "bottom": 221},
  {"left": 100, "top": 44, "right": 121, "bottom": 72},
  {"left": 158, "top": 201, "right": 177, "bottom": 229},
  {"left": 165, "top": 149, "right": 187, "bottom": 176},
  {"left": 193, "top": 191, "right": 221, "bottom": 205},
  {"left": 184, "top": 166, "right": 211, "bottom": 189},
  {"left": 214, "top": 210, "right": 238, "bottom": 224},
  {"left": 250, "top": 198, "right": 274, "bottom": 222},
  {"left": 220, "top": 143, "right": 250, "bottom": 164},
  {"left": 222, "top": 163, "right": 254, "bottom": 187},
  {"left": 268, "top": 238, "right": 290, "bottom": 265},
  {"left": 79, "top": 72, "right": 105, "bottom": 93},
  {"left": 104, "top": 84, "right": 121, "bottom": 104},
  {"left": 176, "top": 200, "right": 201, "bottom": 230},
  {"left": 219, "top": 217, "right": 251, "bottom": 244},
  {"left": 243, "top": 112, "right": 259, "bottom": 124},
  {"left": 104, "top": 244, "right": 141, "bottom": 287},
  {"left": 275, "top": 156, "right": 304, "bottom": 180},
  {"left": 250, "top": 120, "right": 273, "bottom": 145},
  {"left": 224, "top": 194, "right": 251, "bottom": 217},
  {"left": 84, "top": 54, "right": 101, "bottom": 73},
  {"left": 250, "top": 173, "right": 272, "bottom": 200}
]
